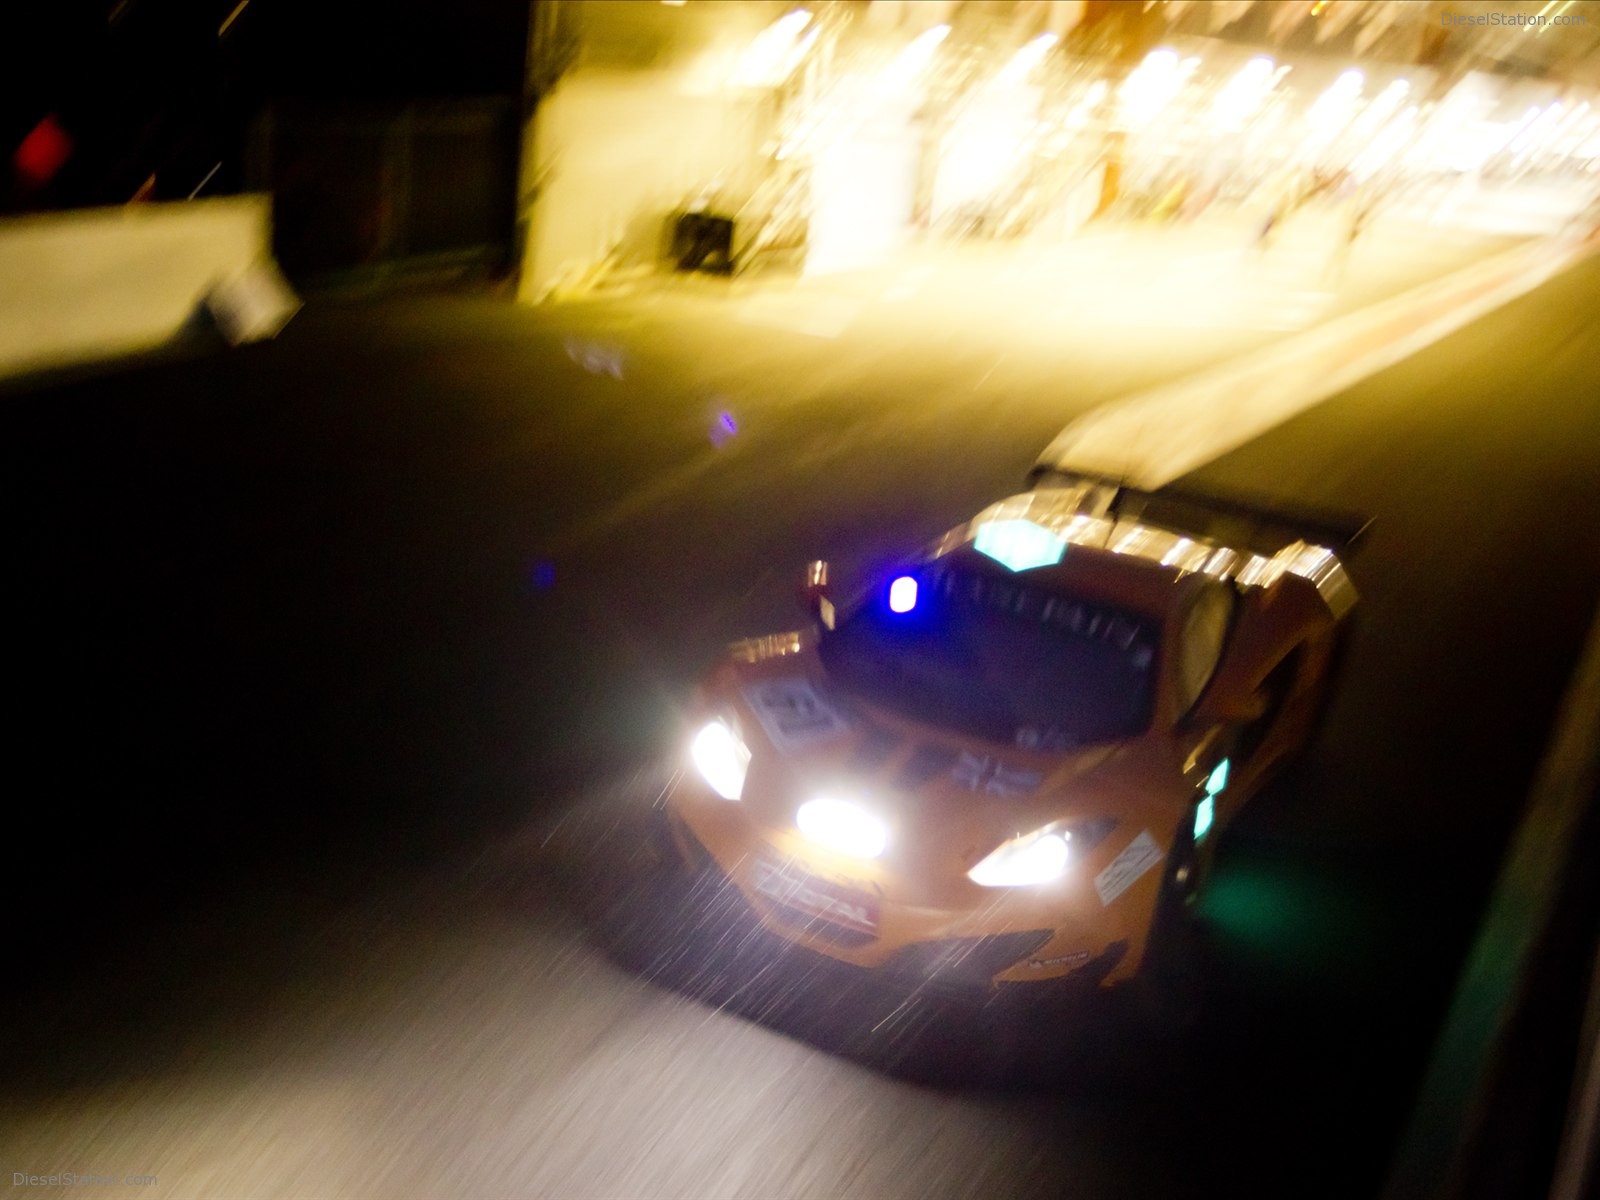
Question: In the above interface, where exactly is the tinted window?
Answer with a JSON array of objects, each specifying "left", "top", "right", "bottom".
[{"left": 818, "top": 562, "right": 1159, "bottom": 750}]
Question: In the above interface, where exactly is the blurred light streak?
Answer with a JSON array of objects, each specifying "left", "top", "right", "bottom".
[
  {"left": 880, "top": 24, "right": 950, "bottom": 94},
  {"left": 13, "top": 116, "right": 73, "bottom": 187},
  {"left": 1116, "top": 48, "right": 1196, "bottom": 132},
  {"left": 732, "top": 9, "right": 815, "bottom": 88},
  {"left": 218, "top": 0, "right": 249, "bottom": 38},
  {"left": 1351, "top": 105, "right": 1418, "bottom": 179},
  {"left": 1299, "top": 68, "right": 1364, "bottom": 157},
  {"left": 709, "top": 410, "right": 739, "bottom": 447},
  {"left": 1349, "top": 78, "right": 1409, "bottom": 141},
  {"left": 937, "top": 88, "right": 1035, "bottom": 212},
  {"left": 1503, "top": 105, "right": 1548, "bottom": 157},
  {"left": 1058, "top": 79, "right": 1109, "bottom": 135},
  {"left": 996, "top": 33, "right": 1059, "bottom": 89},
  {"left": 187, "top": 162, "right": 222, "bottom": 200},
  {"left": 1210, "top": 56, "right": 1278, "bottom": 132},
  {"left": 1538, "top": 1, "right": 1575, "bottom": 33},
  {"left": 564, "top": 337, "right": 625, "bottom": 378},
  {"left": 1550, "top": 103, "right": 1593, "bottom": 157},
  {"left": 1511, "top": 102, "right": 1564, "bottom": 155}
]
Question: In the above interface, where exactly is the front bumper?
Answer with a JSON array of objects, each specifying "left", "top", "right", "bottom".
[{"left": 663, "top": 787, "right": 1142, "bottom": 994}]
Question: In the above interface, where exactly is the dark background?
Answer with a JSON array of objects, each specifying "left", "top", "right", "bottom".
[{"left": 2, "top": 0, "right": 527, "bottom": 277}]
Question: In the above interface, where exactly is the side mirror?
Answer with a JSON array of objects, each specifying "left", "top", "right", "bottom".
[{"left": 799, "top": 560, "right": 836, "bottom": 629}]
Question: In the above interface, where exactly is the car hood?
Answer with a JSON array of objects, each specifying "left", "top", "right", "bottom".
[{"left": 706, "top": 646, "right": 1166, "bottom": 894}]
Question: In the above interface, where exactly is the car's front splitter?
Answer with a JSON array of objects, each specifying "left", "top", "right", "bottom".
[{"left": 656, "top": 806, "right": 1135, "bottom": 1004}]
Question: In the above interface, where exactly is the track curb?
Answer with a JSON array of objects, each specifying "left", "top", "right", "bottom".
[
  {"left": 1037, "top": 233, "right": 1600, "bottom": 490},
  {"left": 1382, "top": 596, "right": 1600, "bottom": 1199}
]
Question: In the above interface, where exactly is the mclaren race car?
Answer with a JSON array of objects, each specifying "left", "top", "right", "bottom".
[{"left": 657, "top": 475, "right": 1359, "bottom": 1013}]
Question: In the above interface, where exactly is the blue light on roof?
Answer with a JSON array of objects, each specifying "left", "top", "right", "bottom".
[
  {"left": 973, "top": 519, "right": 1067, "bottom": 573},
  {"left": 888, "top": 575, "right": 918, "bottom": 613}
]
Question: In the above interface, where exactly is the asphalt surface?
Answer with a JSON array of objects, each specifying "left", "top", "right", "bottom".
[{"left": 2, "top": 234, "right": 1598, "bottom": 1198}]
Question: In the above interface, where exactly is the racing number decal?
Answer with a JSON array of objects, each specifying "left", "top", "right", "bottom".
[
  {"left": 951, "top": 751, "right": 1043, "bottom": 797},
  {"left": 1094, "top": 831, "right": 1164, "bottom": 907},
  {"left": 743, "top": 678, "right": 849, "bottom": 752},
  {"left": 752, "top": 857, "right": 878, "bottom": 934}
]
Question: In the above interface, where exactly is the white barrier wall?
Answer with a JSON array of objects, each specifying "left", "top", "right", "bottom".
[
  {"left": 518, "top": 70, "right": 766, "bottom": 302},
  {"left": 0, "top": 195, "right": 279, "bottom": 380}
]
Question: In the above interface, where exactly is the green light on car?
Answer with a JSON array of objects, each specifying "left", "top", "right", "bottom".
[
  {"left": 1195, "top": 794, "right": 1215, "bottom": 842},
  {"left": 1206, "top": 757, "right": 1230, "bottom": 796},
  {"left": 973, "top": 519, "right": 1067, "bottom": 573}
]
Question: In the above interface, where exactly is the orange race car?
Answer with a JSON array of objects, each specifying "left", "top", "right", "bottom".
[{"left": 655, "top": 473, "right": 1359, "bottom": 1020}]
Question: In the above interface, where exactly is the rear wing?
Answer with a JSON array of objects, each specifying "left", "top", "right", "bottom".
[
  {"left": 1020, "top": 466, "right": 1368, "bottom": 619},
  {"left": 1026, "top": 466, "right": 1371, "bottom": 559}
]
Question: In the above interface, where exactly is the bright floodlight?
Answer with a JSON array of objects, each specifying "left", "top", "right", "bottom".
[
  {"left": 973, "top": 518, "right": 1067, "bottom": 572},
  {"left": 1211, "top": 56, "right": 1278, "bottom": 131},
  {"left": 881, "top": 24, "right": 950, "bottom": 93},
  {"left": 1305, "top": 67, "right": 1365, "bottom": 144},
  {"left": 1117, "top": 47, "right": 1194, "bottom": 130},
  {"left": 996, "top": 32, "right": 1058, "bottom": 88},
  {"left": 691, "top": 720, "right": 751, "bottom": 800},
  {"left": 888, "top": 575, "right": 918, "bottom": 613},
  {"left": 733, "top": 9, "right": 815, "bottom": 88},
  {"left": 797, "top": 797, "right": 888, "bottom": 859}
]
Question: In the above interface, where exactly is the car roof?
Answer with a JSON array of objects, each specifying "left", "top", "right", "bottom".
[
  {"left": 927, "top": 485, "right": 1356, "bottom": 621},
  {"left": 933, "top": 541, "right": 1195, "bottom": 624}
]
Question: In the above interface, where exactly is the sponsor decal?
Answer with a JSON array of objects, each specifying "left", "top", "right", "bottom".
[
  {"left": 1094, "top": 830, "right": 1164, "bottom": 907},
  {"left": 1028, "top": 949, "right": 1093, "bottom": 970},
  {"left": 951, "top": 750, "right": 1043, "bottom": 796},
  {"left": 752, "top": 857, "right": 878, "bottom": 934},
  {"left": 743, "top": 677, "right": 849, "bottom": 752}
]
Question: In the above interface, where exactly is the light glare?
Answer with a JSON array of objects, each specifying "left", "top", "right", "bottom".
[
  {"left": 996, "top": 33, "right": 1058, "bottom": 88},
  {"left": 733, "top": 9, "right": 816, "bottom": 88},
  {"left": 888, "top": 575, "right": 918, "bottom": 613},
  {"left": 969, "top": 829, "right": 1070, "bottom": 888},
  {"left": 797, "top": 797, "right": 888, "bottom": 859},
  {"left": 691, "top": 720, "right": 751, "bottom": 800},
  {"left": 881, "top": 24, "right": 950, "bottom": 93}
]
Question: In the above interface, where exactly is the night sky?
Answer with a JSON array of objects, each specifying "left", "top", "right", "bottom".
[{"left": 3, "top": 0, "right": 528, "bottom": 209}]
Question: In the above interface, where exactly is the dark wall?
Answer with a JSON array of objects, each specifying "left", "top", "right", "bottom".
[
  {"left": 3, "top": 0, "right": 527, "bottom": 215},
  {"left": 254, "top": 99, "right": 520, "bottom": 283}
]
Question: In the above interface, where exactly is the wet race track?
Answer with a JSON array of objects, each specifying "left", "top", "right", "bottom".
[{"left": 3, "top": 243, "right": 1599, "bottom": 1198}]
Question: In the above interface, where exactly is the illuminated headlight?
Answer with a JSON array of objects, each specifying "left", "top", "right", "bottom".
[
  {"left": 968, "top": 828, "right": 1071, "bottom": 888},
  {"left": 796, "top": 797, "right": 888, "bottom": 860},
  {"left": 690, "top": 719, "right": 751, "bottom": 800}
]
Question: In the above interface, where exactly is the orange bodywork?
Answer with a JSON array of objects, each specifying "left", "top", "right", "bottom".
[{"left": 664, "top": 493, "right": 1351, "bottom": 995}]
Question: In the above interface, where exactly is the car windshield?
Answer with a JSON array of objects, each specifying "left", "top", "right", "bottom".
[{"left": 818, "top": 560, "right": 1160, "bottom": 750}]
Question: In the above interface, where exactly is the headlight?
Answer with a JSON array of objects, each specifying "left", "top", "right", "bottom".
[
  {"left": 967, "top": 827, "right": 1071, "bottom": 888},
  {"left": 796, "top": 797, "right": 888, "bottom": 860},
  {"left": 690, "top": 719, "right": 751, "bottom": 800}
]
